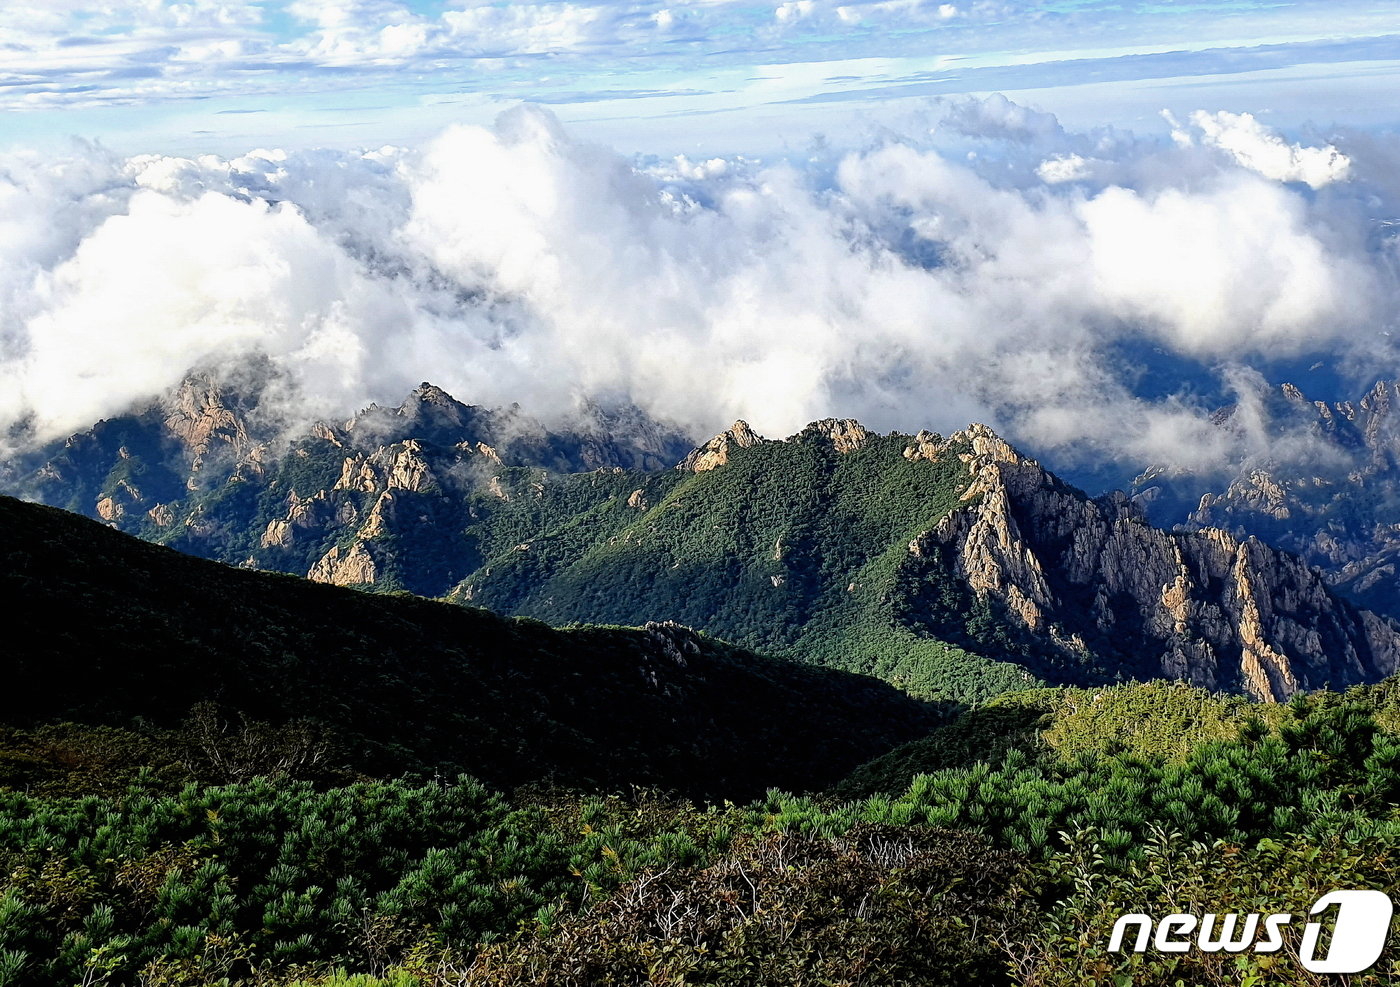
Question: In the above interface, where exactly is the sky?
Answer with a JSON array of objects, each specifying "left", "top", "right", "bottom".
[
  {"left": 3, "top": 1, "right": 1400, "bottom": 484},
  {"left": 2, "top": 0, "right": 1399, "bottom": 154}
]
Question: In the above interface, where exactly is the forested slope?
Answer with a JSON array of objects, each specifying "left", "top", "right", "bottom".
[{"left": 0, "top": 494, "right": 941, "bottom": 800}]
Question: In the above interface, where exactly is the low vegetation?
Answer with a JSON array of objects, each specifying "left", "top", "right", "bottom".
[{"left": 4, "top": 682, "right": 1400, "bottom": 985}]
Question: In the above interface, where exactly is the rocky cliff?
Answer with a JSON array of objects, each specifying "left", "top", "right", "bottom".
[
  {"left": 1134, "top": 379, "right": 1400, "bottom": 620},
  {"left": 918, "top": 425, "right": 1400, "bottom": 699},
  {"left": 678, "top": 420, "right": 765, "bottom": 472},
  {"left": 9, "top": 374, "right": 691, "bottom": 595}
]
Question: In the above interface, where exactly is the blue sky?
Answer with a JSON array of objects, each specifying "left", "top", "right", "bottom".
[{"left": 2, "top": 0, "right": 1398, "bottom": 154}]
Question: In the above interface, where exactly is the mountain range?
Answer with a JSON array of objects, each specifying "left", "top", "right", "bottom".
[
  {"left": 9, "top": 372, "right": 1400, "bottom": 704},
  {"left": 11, "top": 370, "right": 1400, "bottom": 987},
  {"left": 1135, "top": 378, "right": 1400, "bottom": 619}
]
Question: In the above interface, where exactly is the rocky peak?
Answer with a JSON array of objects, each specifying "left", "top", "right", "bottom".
[
  {"left": 902, "top": 430, "right": 944, "bottom": 463},
  {"left": 794, "top": 419, "right": 872, "bottom": 454},
  {"left": 309, "top": 422, "right": 343, "bottom": 447},
  {"left": 642, "top": 620, "right": 702, "bottom": 673},
  {"left": 678, "top": 416, "right": 883, "bottom": 472},
  {"left": 678, "top": 420, "right": 765, "bottom": 472},
  {"left": 344, "top": 382, "right": 484, "bottom": 451},
  {"left": 408, "top": 381, "right": 458, "bottom": 408},
  {"left": 162, "top": 372, "right": 252, "bottom": 470},
  {"left": 949, "top": 422, "right": 1033, "bottom": 469},
  {"left": 921, "top": 421, "right": 1400, "bottom": 700},
  {"left": 1192, "top": 469, "right": 1291, "bottom": 525},
  {"left": 308, "top": 541, "right": 377, "bottom": 587}
]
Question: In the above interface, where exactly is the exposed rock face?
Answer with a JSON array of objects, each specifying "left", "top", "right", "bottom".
[
  {"left": 921, "top": 424, "right": 1400, "bottom": 700},
  {"left": 638, "top": 620, "right": 701, "bottom": 688},
  {"left": 679, "top": 421, "right": 765, "bottom": 472},
  {"left": 801, "top": 419, "right": 872, "bottom": 454},
  {"left": 902, "top": 430, "right": 943, "bottom": 463},
  {"left": 1196, "top": 470, "right": 1292, "bottom": 521},
  {"left": 333, "top": 440, "right": 437, "bottom": 496},
  {"left": 261, "top": 440, "right": 448, "bottom": 588},
  {"left": 162, "top": 372, "right": 254, "bottom": 473},
  {"left": 257, "top": 491, "right": 334, "bottom": 552},
  {"left": 260, "top": 519, "right": 294, "bottom": 549},
  {"left": 94, "top": 478, "right": 144, "bottom": 523},
  {"left": 309, "top": 542, "right": 378, "bottom": 586},
  {"left": 1136, "top": 379, "right": 1400, "bottom": 619}
]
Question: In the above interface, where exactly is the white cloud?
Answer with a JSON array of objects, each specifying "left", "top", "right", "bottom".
[
  {"left": 0, "top": 99, "right": 1395, "bottom": 479},
  {"left": 1078, "top": 177, "right": 1372, "bottom": 354},
  {"left": 940, "top": 92, "right": 1065, "bottom": 144},
  {"left": 6, "top": 190, "right": 405, "bottom": 435},
  {"left": 1036, "top": 153, "right": 1092, "bottom": 183},
  {"left": 775, "top": 1, "right": 816, "bottom": 22},
  {"left": 1170, "top": 109, "right": 1352, "bottom": 189},
  {"left": 774, "top": 0, "right": 970, "bottom": 29}
]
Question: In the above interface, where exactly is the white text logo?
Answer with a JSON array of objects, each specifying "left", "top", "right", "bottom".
[{"left": 1109, "top": 890, "right": 1393, "bottom": 974}]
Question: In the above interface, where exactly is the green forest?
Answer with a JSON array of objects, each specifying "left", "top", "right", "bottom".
[
  {"left": 453, "top": 429, "right": 1039, "bottom": 703},
  {"left": 0, "top": 496, "right": 941, "bottom": 799}
]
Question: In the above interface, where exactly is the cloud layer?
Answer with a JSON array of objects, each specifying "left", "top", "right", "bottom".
[{"left": 1, "top": 100, "right": 1397, "bottom": 480}]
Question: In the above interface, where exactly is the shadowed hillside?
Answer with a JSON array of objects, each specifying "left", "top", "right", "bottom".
[{"left": 0, "top": 495, "right": 942, "bottom": 800}]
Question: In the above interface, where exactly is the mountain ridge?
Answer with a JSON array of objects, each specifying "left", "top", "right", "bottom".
[
  {"left": 0, "top": 492, "right": 942, "bottom": 800},
  {"left": 1134, "top": 378, "right": 1400, "bottom": 619},
  {"left": 10, "top": 374, "right": 1400, "bottom": 703},
  {"left": 922, "top": 423, "right": 1400, "bottom": 699}
]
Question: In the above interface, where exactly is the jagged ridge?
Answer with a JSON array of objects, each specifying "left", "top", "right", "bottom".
[
  {"left": 1135, "top": 379, "right": 1400, "bottom": 620},
  {"left": 919, "top": 424, "right": 1400, "bottom": 700},
  {"left": 11, "top": 376, "right": 1400, "bottom": 702}
]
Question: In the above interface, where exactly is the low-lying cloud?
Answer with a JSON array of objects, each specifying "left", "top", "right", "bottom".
[
  {"left": 1170, "top": 109, "right": 1353, "bottom": 189},
  {"left": 1, "top": 99, "right": 1396, "bottom": 481}
]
